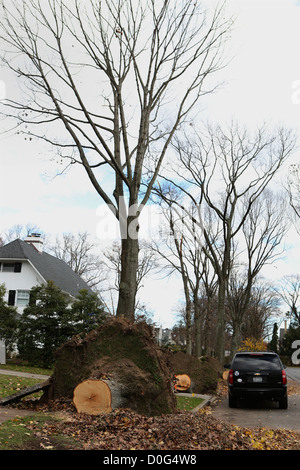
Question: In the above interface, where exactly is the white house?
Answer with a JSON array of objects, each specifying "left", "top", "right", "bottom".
[{"left": 0, "top": 234, "right": 93, "bottom": 363}]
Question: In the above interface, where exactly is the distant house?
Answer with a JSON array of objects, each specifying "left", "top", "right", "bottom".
[{"left": 0, "top": 233, "right": 92, "bottom": 313}]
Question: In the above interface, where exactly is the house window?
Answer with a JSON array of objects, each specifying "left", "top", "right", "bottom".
[
  {"left": 16, "top": 291, "right": 30, "bottom": 307},
  {"left": 2, "top": 262, "right": 22, "bottom": 273}
]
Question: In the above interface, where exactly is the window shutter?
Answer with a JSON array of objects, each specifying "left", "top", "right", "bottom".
[{"left": 8, "top": 290, "right": 16, "bottom": 306}]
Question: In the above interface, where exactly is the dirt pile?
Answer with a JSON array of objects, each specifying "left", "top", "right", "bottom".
[{"left": 43, "top": 317, "right": 176, "bottom": 416}]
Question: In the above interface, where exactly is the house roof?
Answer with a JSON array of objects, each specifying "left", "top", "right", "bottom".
[{"left": 0, "top": 239, "right": 92, "bottom": 297}]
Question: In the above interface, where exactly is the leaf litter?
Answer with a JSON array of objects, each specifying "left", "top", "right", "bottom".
[{"left": 6, "top": 378, "right": 300, "bottom": 450}]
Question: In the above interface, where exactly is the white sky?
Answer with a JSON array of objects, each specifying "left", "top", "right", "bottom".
[{"left": 0, "top": 0, "right": 300, "bottom": 327}]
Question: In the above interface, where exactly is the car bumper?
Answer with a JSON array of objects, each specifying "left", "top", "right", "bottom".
[{"left": 228, "top": 386, "right": 287, "bottom": 400}]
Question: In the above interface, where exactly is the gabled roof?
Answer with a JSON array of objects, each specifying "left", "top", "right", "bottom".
[{"left": 0, "top": 239, "right": 92, "bottom": 297}]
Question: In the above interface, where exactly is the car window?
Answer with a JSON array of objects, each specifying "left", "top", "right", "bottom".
[{"left": 232, "top": 354, "right": 281, "bottom": 370}]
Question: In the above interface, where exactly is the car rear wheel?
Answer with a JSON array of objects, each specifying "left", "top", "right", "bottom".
[
  {"left": 228, "top": 395, "right": 237, "bottom": 408},
  {"left": 279, "top": 396, "right": 288, "bottom": 409}
]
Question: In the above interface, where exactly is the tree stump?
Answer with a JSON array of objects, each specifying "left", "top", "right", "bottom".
[{"left": 73, "top": 380, "right": 112, "bottom": 415}]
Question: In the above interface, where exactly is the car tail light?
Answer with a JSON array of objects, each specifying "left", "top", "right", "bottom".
[
  {"left": 282, "top": 369, "right": 287, "bottom": 385},
  {"left": 229, "top": 369, "right": 234, "bottom": 384}
]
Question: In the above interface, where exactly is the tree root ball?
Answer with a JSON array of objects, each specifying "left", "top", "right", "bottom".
[{"left": 43, "top": 317, "right": 176, "bottom": 416}]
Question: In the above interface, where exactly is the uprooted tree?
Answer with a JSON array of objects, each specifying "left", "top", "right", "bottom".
[
  {"left": 41, "top": 317, "right": 221, "bottom": 416},
  {"left": 43, "top": 317, "right": 177, "bottom": 416},
  {"left": 0, "top": 0, "right": 233, "bottom": 320}
]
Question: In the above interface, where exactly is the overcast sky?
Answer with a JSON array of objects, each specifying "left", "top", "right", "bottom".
[{"left": 0, "top": 0, "right": 299, "bottom": 327}]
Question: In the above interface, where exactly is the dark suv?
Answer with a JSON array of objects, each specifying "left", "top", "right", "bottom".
[{"left": 227, "top": 352, "right": 288, "bottom": 409}]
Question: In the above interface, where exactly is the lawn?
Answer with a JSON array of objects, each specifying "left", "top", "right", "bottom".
[
  {"left": 176, "top": 395, "right": 204, "bottom": 411},
  {"left": 0, "top": 363, "right": 51, "bottom": 401},
  {"left": 0, "top": 374, "right": 44, "bottom": 399}
]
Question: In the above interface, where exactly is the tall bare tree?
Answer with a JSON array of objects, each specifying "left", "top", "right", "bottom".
[
  {"left": 156, "top": 122, "right": 296, "bottom": 361},
  {"left": 227, "top": 190, "right": 290, "bottom": 353},
  {"left": 0, "top": 0, "right": 232, "bottom": 320},
  {"left": 151, "top": 192, "right": 218, "bottom": 356}
]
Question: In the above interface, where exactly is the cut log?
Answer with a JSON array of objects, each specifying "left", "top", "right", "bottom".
[
  {"left": 174, "top": 374, "right": 191, "bottom": 392},
  {"left": 73, "top": 379, "right": 112, "bottom": 415},
  {"left": 0, "top": 379, "right": 50, "bottom": 406}
]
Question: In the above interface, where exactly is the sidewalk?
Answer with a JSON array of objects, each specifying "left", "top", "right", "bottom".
[
  {"left": 0, "top": 369, "right": 51, "bottom": 424},
  {"left": 0, "top": 368, "right": 50, "bottom": 380}
]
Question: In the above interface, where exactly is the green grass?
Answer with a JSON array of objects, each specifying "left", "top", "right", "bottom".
[
  {"left": 0, "top": 374, "right": 44, "bottom": 399},
  {"left": 0, "top": 363, "right": 52, "bottom": 376},
  {"left": 0, "top": 413, "right": 79, "bottom": 450},
  {"left": 0, "top": 363, "right": 51, "bottom": 401},
  {"left": 176, "top": 395, "right": 204, "bottom": 411}
]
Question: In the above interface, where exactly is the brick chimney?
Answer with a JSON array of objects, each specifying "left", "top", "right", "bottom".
[{"left": 24, "top": 233, "right": 44, "bottom": 254}]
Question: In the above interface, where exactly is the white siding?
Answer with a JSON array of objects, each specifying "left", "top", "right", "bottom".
[{"left": 0, "top": 260, "right": 45, "bottom": 313}]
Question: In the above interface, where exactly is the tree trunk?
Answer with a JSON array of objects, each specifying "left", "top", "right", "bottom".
[
  {"left": 116, "top": 221, "right": 139, "bottom": 320},
  {"left": 185, "top": 296, "right": 192, "bottom": 355},
  {"left": 230, "top": 323, "right": 243, "bottom": 358},
  {"left": 194, "top": 293, "right": 202, "bottom": 358},
  {"left": 73, "top": 380, "right": 112, "bottom": 415},
  {"left": 216, "top": 279, "right": 226, "bottom": 364}
]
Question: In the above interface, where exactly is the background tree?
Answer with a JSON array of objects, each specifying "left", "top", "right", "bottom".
[
  {"left": 49, "top": 231, "right": 105, "bottom": 288},
  {"left": 69, "top": 289, "right": 106, "bottom": 334},
  {"left": 269, "top": 322, "right": 279, "bottom": 353},
  {"left": 17, "top": 282, "right": 105, "bottom": 367},
  {"left": 228, "top": 190, "right": 289, "bottom": 354},
  {"left": 151, "top": 196, "right": 218, "bottom": 356},
  {"left": 0, "top": 284, "right": 18, "bottom": 356},
  {"left": 276, "top": 274, "right": 300, "bottom": 326},
  {"left": 17, "top": 281, "right": 70, "bottom": 367},
  {"left": 0, "top": 0, "right": 232, "bottom": 320},
  {"left": 156, "top": 122, "right": 296, "bottom": 361},
  {"left": 2, "top": 224, "right": 44, "bottom": 244},
  {"left": 286, "top": 163, "right": 300, "bottom": 233},
  {"left": 240, "top": 280, "right": 280, "bottom": 342}
]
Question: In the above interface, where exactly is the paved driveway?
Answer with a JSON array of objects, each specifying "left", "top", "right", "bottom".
[{"left": 212, "top": 367, "right": 300, "bottom": 431}]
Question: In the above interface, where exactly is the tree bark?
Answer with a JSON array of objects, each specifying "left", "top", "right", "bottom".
[
  {"left": 116, "top": 219, "right": 139, "bottom": 320},
  {"left": 216, "top": 279, "right": 226, "bottom": 364}
]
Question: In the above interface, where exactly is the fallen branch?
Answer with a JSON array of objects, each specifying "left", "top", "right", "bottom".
[{"left": 0, "top": 379, "right": 51, "bottom": 406}]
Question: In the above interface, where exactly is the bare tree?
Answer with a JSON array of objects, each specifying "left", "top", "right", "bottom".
[
  {"left": 156, "top": 121, "right": 296, "bottom": 361},
  {"left": 3, "top": 224, "right": 44, "bottom": 243},
  {"left": 49, "top": 231, "right": 105, "bottom": 288},
  {"left": 228, "top": 190, "right": 290, "bottom": 353},
  {"left": 276, "top": 274, "right": 300, "bottom": 325},
  {"left": 286, "top": 163, "right": 300, "bottom": 234},
  {"left": 151, "top": 193, "right": 218, "bottom": 356},
  {"left": 240, "top": 279, "right": 280, "bottom": 341},
  {"left": 0, "top": 0, "right": 232, "bottom": 320}
]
